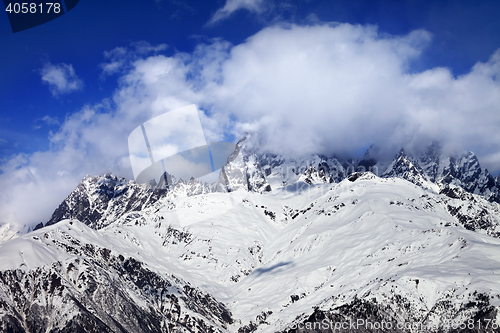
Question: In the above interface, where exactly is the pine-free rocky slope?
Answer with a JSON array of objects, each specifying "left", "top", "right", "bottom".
[{"left": 1, "top": 141, "right": 500, "bottom": 333}]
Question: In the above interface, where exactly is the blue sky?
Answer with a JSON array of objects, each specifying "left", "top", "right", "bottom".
[
  {"left": 1, "top": 0, "right": 500, "bottom": 160},
  {"left": 1, "top": 0, "right": 500, "bottom": 227}
]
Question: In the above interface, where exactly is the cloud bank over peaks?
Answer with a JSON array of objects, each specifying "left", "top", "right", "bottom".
[
  {"left": 203, "top": 24, "right": 434, "bottom": 157},
  {"left": 1, "top": 22, "right": 500, "bottom": 229},
  {"left": 191, "top": 23, "right": 499, "bottom": 170}
]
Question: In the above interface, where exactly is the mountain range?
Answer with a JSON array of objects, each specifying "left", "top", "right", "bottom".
[{"left": 1, "top": 139, "right": 500, "bottom": 332}]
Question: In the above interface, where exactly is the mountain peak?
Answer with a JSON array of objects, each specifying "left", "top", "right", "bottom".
[
  {"left": 356, "top": 144, "right": 380, "bottom": 173},
  {"left": 396, "top": 147, "right": 406, "bottom": 157},
  {"left": 2, "top": 162, "right": 500, "bottom": 332}
]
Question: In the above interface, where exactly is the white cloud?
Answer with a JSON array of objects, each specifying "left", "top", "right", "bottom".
[
  {"left": 100, "top": 42, "right": 168, "bottom": 79},
  {"left": 2, "top": 23, "right": 500, "bottom": 231},
  {"left": 202, "top": 24, "right": 435, "bottom": 156},
  {"left": 41, "top": 115, "right": 59, "bottom": 126},
  {"left": 0, "top": 102, "right": 135, "bottom": 227},
  {"left": 101, "top": 60, "right": 125, "bottom": 77},
  {"left": 33, "top": 115, "right": 62, "bottom": 130},
  {"left": 209, "top": 0, "right": 265, "bottom": 24},
  {"left": 40, "top": 62, "right": 84, "bottom": 96},
  {"left": 0, "top": 138, "right": 7, "bottom": 145},
  {"left": 131, "top": 41, "right": 168, "bottom": 54}
]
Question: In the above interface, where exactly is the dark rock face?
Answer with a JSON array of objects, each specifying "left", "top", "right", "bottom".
[
  {"left": 256, "top": 154, "right": 347, "bottom": 187},
  {"left": 376, "top": 145, "right": 500, "bottom": 204},
  {"left": 226, "top": 141, "right": 499, "bottom": 205},
  {"left": 33, "top": 222, "right": 44, "bottom": 230},
  {"left": 418, "top": 142, "right": 445, "bottom": 183},
  {"left": 50, "top": 143, "right": 496, "bottom": 243},
  {"left": 4, "top": 139, "right": 499, "bottom": 333},
  {"left": 418, "top": 147, "right": 500, "bottom": 204},
  {"left": 437, "top": 185, "right": 500, "bottom": 236},
  {"left": 0, "top": 231, "right": 232, "bottom": 333},
  {"left": 357, "top": 158, "right": 377, "bottom": 172},
  {"left": 45, "top": 174, "right": 166, "bottom": 229},
  {"left": 347, "top": 172, "right": 363, "bottom": 182},
  {"left": 280, "top": 294, "right": 499, "bottom": 333},
  {"left": 441, "top": 153, "right": 500, "bottom": 203},
  {"left": 382, "top": 150, "right": 430, "bottom": 189},
  {"left": 45, "top": 142, "right": 499, "bottom": 232},
  {"left": 357, "top": 144, "right": 380, "bottom": 173},
  {"left": 219, "top": 140, "right": 272, "bottom": 193},
  {"left": 44, "top": 173, "right": 226, "bottom": 230}
]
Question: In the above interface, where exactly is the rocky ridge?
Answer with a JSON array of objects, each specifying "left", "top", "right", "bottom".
[{"left": 1, "top": 140, "right": 500, "bottom": 332}]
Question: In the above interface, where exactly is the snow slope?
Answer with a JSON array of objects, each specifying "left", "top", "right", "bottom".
[{"left": 1, "top": 171, "right": 500, "bottom": 332}]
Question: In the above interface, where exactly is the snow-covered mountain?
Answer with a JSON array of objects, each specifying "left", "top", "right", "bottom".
[{"left": 1, "top": 140, "right": 500, "bottom": 332}]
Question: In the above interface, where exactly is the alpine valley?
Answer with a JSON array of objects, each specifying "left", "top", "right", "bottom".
[{"left": 1, "top": 140, "right": 500, "bottom": 333}]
